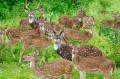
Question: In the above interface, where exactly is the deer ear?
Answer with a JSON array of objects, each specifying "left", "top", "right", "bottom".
[
  {"left": 25, "top": 10, "right": 29, "bottom": 14},
  {"left": 33, "top": 50, "right": 39, "bottom": 55},
  {"left": 33, "top": 11, "right": 37, "bottom": 14},
  {"left": 44, "top": 18, "right": 47, "bottom": 21},
  {"left": 4, "top": 25, "right": 8, "bottom": 29}
]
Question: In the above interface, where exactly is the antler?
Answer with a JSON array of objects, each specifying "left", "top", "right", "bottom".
[
  {"left": 59, "top": 17, "right": 67, "bottom": 35},
  {"left": 26, "top": 0, "right": 30, "bottom": 11},
  {"left": 33, "top": 0, "right": 41, "bottom": 11}
]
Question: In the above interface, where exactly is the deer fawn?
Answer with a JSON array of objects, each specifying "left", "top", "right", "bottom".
[
  {"left": 100, "top": 11, "right": 119, "bottom": 27},
  {"left": 72, "top": 46, "right": 115, "bottom": 79},
  {"left": 0, "top": 17, "right": 45, "bottom": 57},
  {"left": 0, "top": 25, "right": 8, "bottom": 45},
  {"left": 19, "top": 0, "right": 46, "bottom": 29},
  {"left": 22, "top": 50, "right": 73, "bottom": 79}
]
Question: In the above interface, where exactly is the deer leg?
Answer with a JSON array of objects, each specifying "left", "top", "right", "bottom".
[
  {"left": 19, "top": 45, "right": 28, "bottom": 63},
  {"left": 0, "top": 38, "right": 10, "bottom": 56},
  {"left": 80, "top": 71, "right": 86, "bottom": 79},
  {"left": 42, "top": 48, "right": 46, "bottom": 63},
  {"left": 9, "top": 40, "right": 17, "bottom": 58},
  {"left": 65, "top": 74, "right": 70, "bottom": 79},
  {"left": 72, "top": 24, "right": 76, "bottom": 29},
  {"left": 102, "top": 72, "right": 112, "bottom": 79}
]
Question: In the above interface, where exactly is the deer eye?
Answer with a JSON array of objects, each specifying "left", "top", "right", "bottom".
[{"left": 28, "top": 54, "right": 30, "bottom": 56}]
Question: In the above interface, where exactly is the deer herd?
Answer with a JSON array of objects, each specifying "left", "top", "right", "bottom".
[{"left": 0, "top": 0, "right": 120, "bottom": 79}]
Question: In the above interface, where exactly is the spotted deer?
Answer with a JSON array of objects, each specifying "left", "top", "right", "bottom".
[
  {"left": 19, "top": 14, "right": 54, "bottom": 63},
  {"left": 74, "top": 4, "right": 95, "bottom": 25},
  {"left": 61, "top": 21, "right": 93, "bottom": 44},
  {"left": 0, "top": 17, "right": 46, "bottom": 57},
  {"left": 40, "top": 9, "right": 60, "bottom": 34},
  {"left": 52, "top": 23, "right": 103, "bottom": 61},
  {"left": 58, "top": 14, "right": 83, "bottom": 29},
  {"left": 19, "top": 0, "right": 47, "bottom": 29},
  {"left": 72, "top": 46, "right": 115, "bottom": 79},
  {"left": 100, "top": 11, "right": 119, "bottom": 27},
  {"left": 22, "top": 50, "right": 73, "bottom": 79},
  {"left": 0, "top": 25, "right": 8, "bottom": 45}
]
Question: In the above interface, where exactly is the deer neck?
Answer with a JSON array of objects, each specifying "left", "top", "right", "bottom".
[
  {"left": 30, "top": 57, "right": 40, "bottom": 75},
  {"left": 89, "top": 29, "right": 93, "bottom": 34},
  {"left": 72, "top": 54, "right": 80, "bottom": 65},
  {"left": 54, "top": 43, "right": 61, "bottom": 51},
  {"left": 29, "top": 17, "right": 34, "bottom": 23}
]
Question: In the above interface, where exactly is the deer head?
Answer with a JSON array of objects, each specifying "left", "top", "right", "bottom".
[
  {"left": 40, "top": 8, "right": 45, "bottom": 17},
  {"left": 22, "top": 50, "right": 39, "bottom": 61},
  {"left": 0, "top": 25, "right": 8, "bottom": 36},
  {"left": 25, "top": 0, "right": 41, "bottom": 23},
  {"left": 111, "top": 11, "right": 119, "bottom": 21}
]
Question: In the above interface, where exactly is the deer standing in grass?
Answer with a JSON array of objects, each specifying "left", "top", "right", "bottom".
[
  {"left": 61, "top": 21, "right": 93, "bottom": 44},
  {"left": 100, "top": 11, "right": 119, "bottom": 27},
  {"left": 19, "top": 0, "right": 47, "bottom": 29},
  {"left": 52, "top": 21, "right": 103, "bottom": 61},
  {"left": 22, "top": 50, "right": 73, "bottom": 79},
  {"left": 0, "top": 16, "right": 46, "bottom": 57},
  {"left": 58, "top": 6, "right": 84, "bottom": 30},
  {"left": 0, "top": 25, "right": 8, "bottom": 45},
  {"left": 19, "top": 14, "right": 54, "bottom": 63},
  {"left": 72, "top": 46, "right": 115, "bottom": 79}
]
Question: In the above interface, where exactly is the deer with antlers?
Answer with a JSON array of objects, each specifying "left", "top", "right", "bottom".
[
  {"left": 100, "top": 11, "right": 119, "bottom": 28},
  {"left": 0, "top": 25, "right": 8, "bottom": 46},
  {"left": 72, "top": 46, "right": 115, "bottom": 79},
  {"left": 52, "top": 20, "right": 103, "bottom": 61},
  {"left": 22, "top": 50, "right": 73, "bottom": 79},
  {"left": 18, "top": 13, "right": 54, "bottom": 63},
  {"left": 19, "top": 0, "right": 47, "bottom": 29},
  {"left": 0, "top": 16, "right": 46, "bottom": 57}
]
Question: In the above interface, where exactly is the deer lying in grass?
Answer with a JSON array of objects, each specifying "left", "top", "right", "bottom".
[
  {"left": 22, "top": 50, "right": 73, "bottom": 79},
  {"left": 0, "top": 25, "right": 8, "bottom": 45},
  {"left": 62, "top": 21, "right": 93, "bottom": 44},
  {"left": 19, "top": 0, "right": 47, "bottom": 29},
  {"left": 72, "top": 46, "right": 115, "bottom": 79},
  {"left": 100, "top": 11, "right": 119, "bottom": 27},
  {"left": 116, "top": 50, "right": 120, "bottom": 54},
  {"left": 0, "top": 17, "right": 45, "bottom": 57},
  {"left": 52, "top": 23, "right": 103, "bottom": 61}
]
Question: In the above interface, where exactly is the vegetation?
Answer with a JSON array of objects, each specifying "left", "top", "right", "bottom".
[{"left": 0, "top": 0, "right": 120, "bottom": 79}]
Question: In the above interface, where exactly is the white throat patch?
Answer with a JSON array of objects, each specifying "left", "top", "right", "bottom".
[
  {"left": 29, "top": 18, "right": 34, "bottom": 23},
  {"left": 72, "top": 54, "right": 75, "bottom": 58},
  {"left": 0, "top": 34, "right": 3, "bottom": 38},
  {"left": 30, "top": 61, "right": 32, "bottom": 68},
  {"left": 41, "top": 26, "right": 44, "bottom": 31},
  {"left": 89, "top": 29, "right": 92, "bottom": 34},
  {"left": 54, "top": 44, "right": 59, "bottom": 50},
  {"left": 79, "top": 18, "right": 82, "bottom": 22}
]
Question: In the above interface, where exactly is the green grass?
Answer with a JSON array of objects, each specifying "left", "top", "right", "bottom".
[{"left": 0, "top": 0, "right": 120, "bottom": 79}]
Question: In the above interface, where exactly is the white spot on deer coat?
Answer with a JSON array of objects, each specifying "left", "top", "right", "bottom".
[
  {"left": 29, "top": 18, "right": 34, "bottom": 23},
  {"left": 79, "top": 18, "right": 82, "bottom": 22}
]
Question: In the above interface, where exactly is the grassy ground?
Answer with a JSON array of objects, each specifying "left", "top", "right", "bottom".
[{"left": 0, "top": 0, "right": 120, "bottom": 79}]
